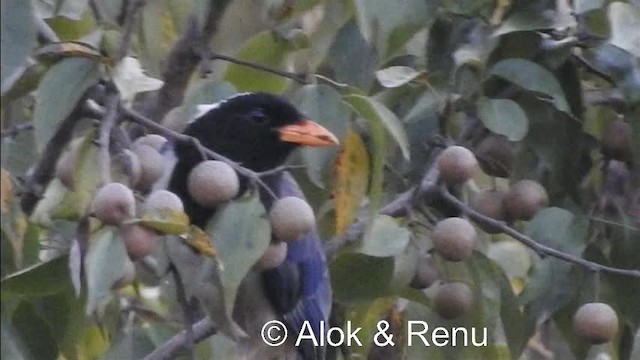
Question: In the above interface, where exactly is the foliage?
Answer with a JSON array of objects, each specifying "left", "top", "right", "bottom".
[{"left": 1, "top": 0, "right": 639, "bottom": 359}]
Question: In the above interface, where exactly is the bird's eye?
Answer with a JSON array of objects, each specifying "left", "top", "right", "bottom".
[{"left": 249, "top": 109, "right": 269, "bottom": 125}]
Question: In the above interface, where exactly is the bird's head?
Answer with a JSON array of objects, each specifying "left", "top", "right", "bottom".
[{"left": 184, "top": 93, "right": 339, "bottom": 171}]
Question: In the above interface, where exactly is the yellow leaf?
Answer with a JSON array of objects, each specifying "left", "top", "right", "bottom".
[
  {"left": 334, "top": 130, "right": 370, "bottom": 235},
  {"left": 182, "top": 225, "right": 216, "bottom": 257},
  {"left": 1, "top": 168, "right": 12, "bottom": 214},
  {"left": 135, "top": 208, "right": 190, "bottom": 235}
]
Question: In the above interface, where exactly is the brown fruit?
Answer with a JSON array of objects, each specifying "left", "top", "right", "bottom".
[
  {"left": 132, "top": 144, "right": 166, "bottom": 191},
  {"left": 475, "top": 135, "right": 515, "bottom": 178},
  {"left": 601, "top": 120, "right": 632, "bottom": 162},
  {"left": 433, "top": 282, "right": 473, "bottom": 319},
  {"left": 410, "top": 254, "right": 441, "bottom": 289},
  {"left": 91, "top": 183, "right": 136, "bottom": 225},
  {"left": 472, "top": 190, "right": 507, "bottom": 233},
  {"left": 187, "top": 160, "right": 240, "bottom": 207},
  {"left": 270, "top": 197, "right": 315, "bottom": 242},
  {"left": 145, "top": 189, "right": 184, "bottom": 213},
  {"left": 122, "top": 224, "right": 158, "bottom": 260},
  {"left": 437, "top": 146, "right": 479, "bottom": 184},
  {"left": 133, "top": 134, "right": 168, "bottom": 151},
  {"left": 254, "top": 242, "right": 288, "bottom": 270},
  {"left": 573, "top": 302, "right": 619, "bottom": 344},
  {"left": 432, "top": 217, "right": 477, "bottom": 262},
  {"left": 504, "top": 180, "right": 549, "bottom": 220},
  {"left": 111, "top": 258, "right": 136, "bottom": 290}
]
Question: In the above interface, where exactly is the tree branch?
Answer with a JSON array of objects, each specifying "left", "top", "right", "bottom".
[
  {"left": 141, "top": 317, "right": 217, "bottom": 360},
  {"left": 141, "top": 0, "right": 232, "bottom": 122},
  {"left": 437, "top": 184, "right": 640, "bottom": 278},
  {"left": 211, "top": 53, "right": 308, "bottom": 84},
  {"left": 1, "top": 121, "right": 34, "bottom": 139}
]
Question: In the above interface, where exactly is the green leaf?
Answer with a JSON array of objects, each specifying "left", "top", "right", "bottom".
[
  {"left": 102, "top": 327, "right": 156, "bottom": 360},
  {"left": 490, "top": 59, "right": 570, "bottom": 114},
  {"left": 334, "top": 131, "right": 370, "bottom": 235},
  {"left": 1, "top": 255, "right": 71, "bottom": 299},
  {"left": 85, "top": 229, "right": 128, "bottom": 315},
  {"left": 359, "top": 215, "right": 410, "bottom": 257},
  {"left": 608, "top": 2, "right": 640, "bottom": 57},
  {"left": 1, "top": 0, "right": 36, "bottom": 94},
  {"left": 493, "top": 9, "right": 576, "bottom": 36},
  {"left": 1, "top": 319, "right": 31, "bottom": 360},
  {"left": 11, "top": 301, "right": 59, "bottom": 359},
  {"left": 204, "top": 192, "right": 270, "bottom": 335},
  {"left": 327, "top": 20, "right": 378, "bottom": 90},
  {"left": 330, "top": 253, "right": 394, "bottom": 303},
  {"left": 33, "top": 58, "right": 100, "bottom": 151},
  {"left": 477, "top": 97, "right": 529, "bottom": 141},
  {"left": 223, "top": 31, "right": 293, "bottom": 93},
  {"left": 375, "top": 66, "right": 422, "bottom": 88},
  {"left": 343, "top": 94, "right": 410, "bottom": 160},
  {"left": 294, "top": 84, "right": 350, "bottom": 188}
]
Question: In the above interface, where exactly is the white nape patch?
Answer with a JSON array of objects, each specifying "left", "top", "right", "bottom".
[
  {"left": 152, "top": 143, "right": 178, "bottom": 191},
  {"left": 189, "top": 92, "right": 254, "bottom": 124}
]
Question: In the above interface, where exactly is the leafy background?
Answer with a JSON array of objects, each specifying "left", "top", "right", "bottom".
[{"left": 1, "top": 0, "right": 639, "bottom": 359}]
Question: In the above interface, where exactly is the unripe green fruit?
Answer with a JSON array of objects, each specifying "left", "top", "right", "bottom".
[
  {"left": 573, "top": 303, "right": 619, "bottom": 344},
  {"left": 269, "top": 197, "right": 315, "bottom": 242},
  {"left": 122, "top": 224, "right": 158, "bottom": 260},
  {"left": 433, "top": 282, "right": 473, "bottom": 319},
  {"left": 91, "top": 183, "right": 136, "bottom": 225},
  {"left": 432, "top": 217, "right": 477, "bottom": 262},
  {"left": 472, "top": 190, "right": 507, "bottom": 233},
  {"left": 410, "top": 254, "right": 440, "bottom": 289},
  {"left": 187, "top": 160, "right": 240, "bottom": 207},
  {"left": 133, "top": 134, "right": 168, "bottom": 151},
  {"left": 111, "top": 258, "right": 136, "bottom": 290},
  {"left": 475, "top": 135, "right": 515, "bottom": 178},
  {"left": 255, "top": 242, "right": 288, "bottom": 270},
  {"left": 145, "top": 189, "right": 184, "bottom": 213},
  {"left": 437, "top": 146, "right": 479, "bottom": 184},
  {"left": 504, "top": 180, "right": 549, "bottom": 220},
  {"left": 601, "top": 120, "right": 632, "bottom": 162},
  {"left": 132, "top": 144, "right": 166, "bottom": 191}
]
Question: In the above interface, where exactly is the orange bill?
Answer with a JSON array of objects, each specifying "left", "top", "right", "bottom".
[{"left": 278, "top": 120, "right": 339, "bottom": 147}]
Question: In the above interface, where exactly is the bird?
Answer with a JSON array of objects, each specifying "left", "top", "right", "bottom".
[{"left": 161, "top": 92, "right": 338, "bottom": 359}]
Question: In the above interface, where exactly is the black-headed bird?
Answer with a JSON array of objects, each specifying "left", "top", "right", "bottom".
[{"left": 162, "top": 92, "right": 338, "bottom": 359}]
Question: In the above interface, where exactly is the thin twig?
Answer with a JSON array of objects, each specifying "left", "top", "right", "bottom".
[
  {"left": 98, "top": 92, "right": 120, "bottom": 184},
  {"left": 211, "top": 53, "right": 308, "bottom": 84},
  {"left": 117, "top": 0, "right": 146, "bottom": 61},
  {"left": 438, "top": 184, "right": 640, "bottom": 278},
  {"left": 142, "top": 317, "right": 217, "bottom": 360},
  {"left": 169, "top": 265, "right": 197, "bottom": 360},
  {"left": 89, "top": 0, "right": 105, "bottom": 24},
  {"left": 1, "top": 122, "right": 34, "bottom": 139}
]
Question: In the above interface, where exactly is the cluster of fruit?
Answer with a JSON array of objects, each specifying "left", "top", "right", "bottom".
[
  {"left": 408, "top": 145, "right": 619, "bottom": 343},
  {"left": 56, "top": 134, "right": 318, "bottom": 286}
]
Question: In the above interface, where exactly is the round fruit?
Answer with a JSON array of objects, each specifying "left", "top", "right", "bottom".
[
  {"left": 573, "top": 302, "right": 619, "bottom": 344},
  {"left": 432, "top": 217, "right": 477, "bottom": 262},
  {"left": 111, "top": 259, "right": 136, "bottom": 290},
  {"left": 472, "top": 190, "right": 507, "bottom": 233},
  {"left": 187, "top": 160, "right": 239, "bottom": 207},
  {"left": 254, "top": 242, "right": 288, "bottom": 270},
  {"left": 437, "top": 146, "right": 479, "bottom": 184},
  {"left": 145, "top": 189, "right": 184, "bottom": 213},
  {"left": 133, "top": 134, "right": 168, "bottom": 151},
  {"left": 601, "top": 119, "right": 632, "bottom": 162},
  {"left": 91, "top": 183, "right": 136, "bottom": 225},
  {"left": 122, "top": 224, "right": 158, "bottom": 260},
  {"left": 269, "top": 197, "right": 315, "bottom": 242},
  {"left": 433, "top": 282, "right": 473, "bottom": 319},
  {"left": 504, "top": 180, "right": 549, "bottom": 220},
  {"left": 56, "top": 147, "right": 78, "bottom": 189},
  {"left": 410, "top": 254, "right": 440, "bottom": 289},
  {"left": 475, "top": 135, "right": 515, "bottom": 178},
  {"left": 132, "top": 144, "right": 166, "bottom": 191}
]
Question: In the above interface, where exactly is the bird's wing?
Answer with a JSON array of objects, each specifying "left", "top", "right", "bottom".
[{"left": 259, "top": 172, "right": 332, "bottom": 359}]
